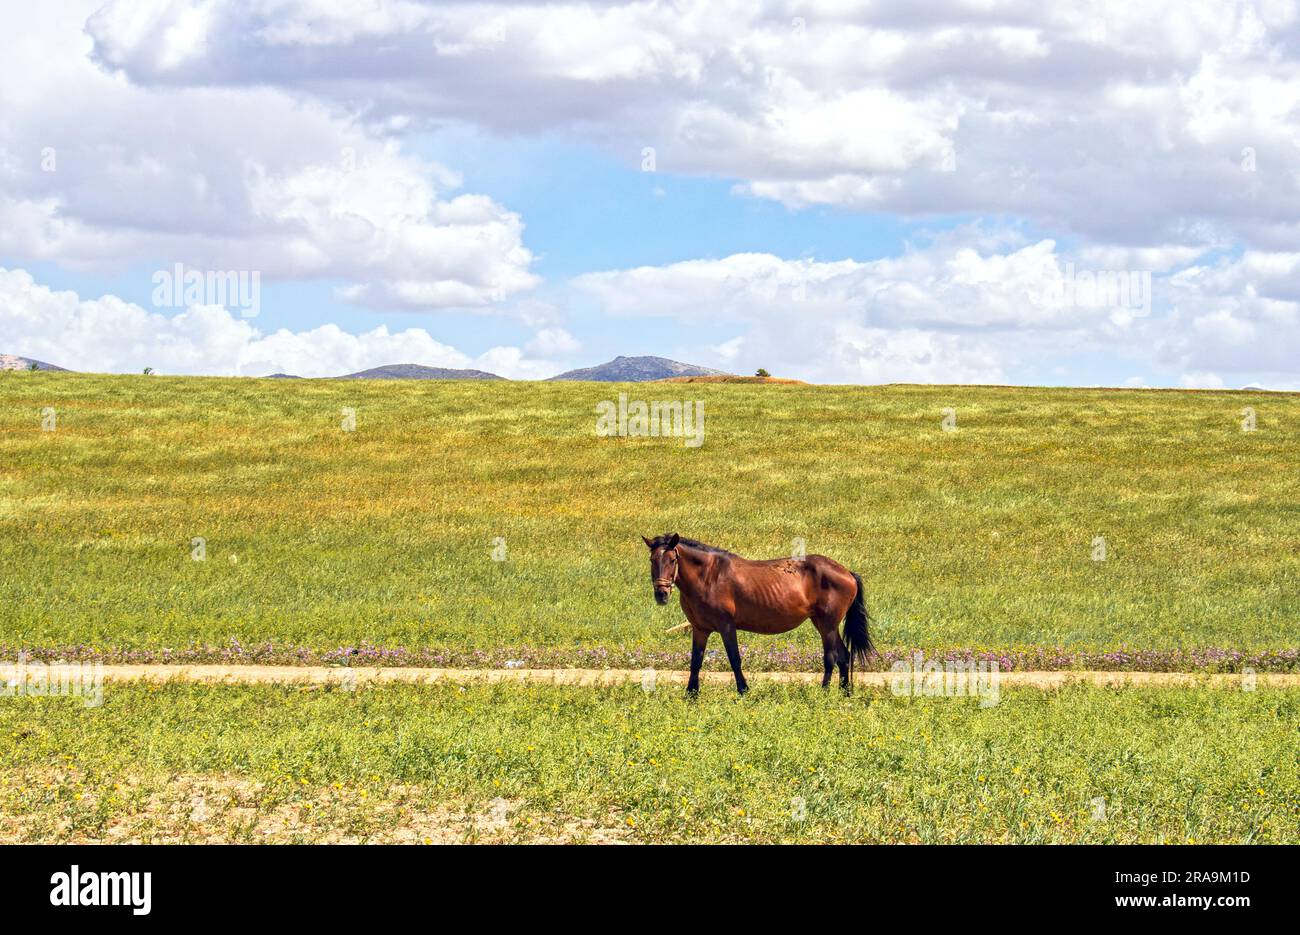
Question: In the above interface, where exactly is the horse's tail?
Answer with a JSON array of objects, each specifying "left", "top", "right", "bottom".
[{"left": 843, "top": 572, "right": 875, "bottom": 675}]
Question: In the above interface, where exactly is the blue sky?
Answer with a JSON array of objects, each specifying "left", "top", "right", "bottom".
[{"left": 2, "top": 2, "right": 1298, "bottom": 389}]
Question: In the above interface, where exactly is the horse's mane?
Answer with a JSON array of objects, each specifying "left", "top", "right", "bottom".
[{"left": 652, "top": 534, "right": 735, "bottom": 556}]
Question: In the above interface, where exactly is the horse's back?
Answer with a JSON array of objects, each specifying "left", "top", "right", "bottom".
[{"left": 732, "top": 553, "right": 852, "bottom": 586}]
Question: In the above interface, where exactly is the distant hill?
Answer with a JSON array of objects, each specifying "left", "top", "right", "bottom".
[
  {"left": 657, "top": 375, "right": 806, "bottom": 385},
  {"left": 336, "top": 364, "right": 505, "bottom": 380},
  {"left": 546, "top": 355, "right": 730, "bottom": 382},
  {"left": 0, "top": 354, "right": 68, "bottom": 372}
]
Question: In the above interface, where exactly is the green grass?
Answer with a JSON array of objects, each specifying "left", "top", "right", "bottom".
[
  {"left": 2, "top": 682, "right": 1296, "bottom": 843},
  {"left": 1, "top": 372, "right": 1297, "bottom": 654}
]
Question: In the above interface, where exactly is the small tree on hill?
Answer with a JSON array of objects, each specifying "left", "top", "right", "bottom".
[{"left": 755, "top": 368, "right": 771, "bottom": 378}]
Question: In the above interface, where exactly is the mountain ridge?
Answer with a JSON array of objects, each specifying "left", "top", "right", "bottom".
[
  {"left": 335, "top": 364, "right": 505, "bottom": 380},
  {"left": 1, "top": 355, "right": 732, "bottom": 382},
  {"left": 0, "top": 354, "right": 68, "bottom": 372},
  {"left": 546, "top": 355, "right": 730, "bottom": 382}
]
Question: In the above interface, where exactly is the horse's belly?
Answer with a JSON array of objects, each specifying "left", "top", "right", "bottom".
[{"left": 734, "top": 601, "right": 808, "bottom": 635}]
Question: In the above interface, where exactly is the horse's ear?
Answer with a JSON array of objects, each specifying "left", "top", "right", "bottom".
[
  {"left": 641, "top": 535, "right": 654, "bottom": 548},
  {"left": 667, "top": 533, "right": 680, "bottom": 549}
]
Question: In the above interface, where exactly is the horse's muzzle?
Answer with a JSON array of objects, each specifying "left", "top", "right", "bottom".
[
  {"left": 653, "top": 579, "right": 674, "bottom": 605},
  {"left": 654, "top": 589, "right": 671, "bottom": 605}
]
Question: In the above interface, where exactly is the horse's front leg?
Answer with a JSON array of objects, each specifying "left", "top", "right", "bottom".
[
  {"left": 717, "top": 623, "right": 748, "bottom": 695},
  {"left": 687, "top": 626, "right": 708, "bottom": 698}
]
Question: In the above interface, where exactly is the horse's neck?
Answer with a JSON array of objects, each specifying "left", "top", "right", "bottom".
[{"left": 675, "top": 545, "right": 714, "bottom": 594}]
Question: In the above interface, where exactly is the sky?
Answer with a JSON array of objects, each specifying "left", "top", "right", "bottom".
[{"left": 2, "top": 0, "right": 1299, "bottom": 388}]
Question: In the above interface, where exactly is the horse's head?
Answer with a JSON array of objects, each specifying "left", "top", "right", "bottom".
[{"left": 642, "top": 533, "right": 680, "bottom": 605}]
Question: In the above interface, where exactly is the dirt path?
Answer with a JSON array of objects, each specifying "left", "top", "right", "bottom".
[{"left": 23, "top": 664, "right": 1299, "bottom": 688}]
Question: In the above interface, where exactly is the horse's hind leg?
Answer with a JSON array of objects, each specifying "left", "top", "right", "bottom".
[
  {"left": 833, "top": 631, "right": 851, "bottom": 690},
  {"left": 818, "top": 630, "right": 836, "bottom": 688},
  {"left": 813, "top": 612, "right": 851, "bottom": 691}
]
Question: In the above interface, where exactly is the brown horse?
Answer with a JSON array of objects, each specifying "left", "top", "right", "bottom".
[{"left": 642, "top": 533, "right": 874, "bottom": 695}]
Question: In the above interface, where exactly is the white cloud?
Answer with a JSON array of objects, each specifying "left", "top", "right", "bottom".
[
  {"left": 524, "top": 327, "right": 580, "bottom": 356},
  {"left": 570, "top": 233, "right": 1300, "bottom": 388},
  {"left": 0, "top": 2, "right": 537, "bottom": 310},
  {"left": 1157, "top": 250, "right": 1300, "bottom": 380},
  {"left": 79, "top": 0, "right": 1300, "bottom": 249},
  {"left": 571, "top": 233, "right": 1139, "bottom": 383},
  {"left": 0, "top": 267, "right": 561, "bottom": 378},
  {"left": 572, "top": 233, "right": 1146, "bottom": 331},
  {"left": 1180, "top": 371, "right": 1226, "bottom": 389}
]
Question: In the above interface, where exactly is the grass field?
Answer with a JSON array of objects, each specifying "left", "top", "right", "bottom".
[
  {"left": 1, "top": 681, "right": 1296, "bottom": 843},
  {"left": 2, "top": 373, "right": 1297, "bottom": 845},
  {"left": 1, "top": 372, "right": 1296, "bottom": 660}
]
